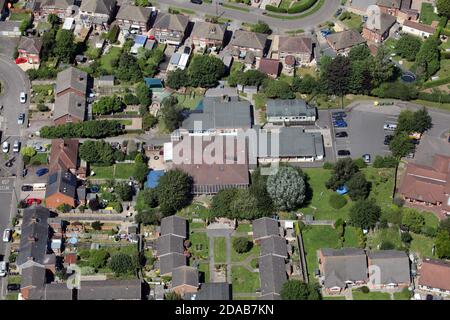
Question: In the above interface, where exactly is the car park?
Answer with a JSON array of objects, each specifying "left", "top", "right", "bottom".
[
  {"left": 337, "top": 150, "right": 351, "bottom": 156},
  {"left": 21, "top": 185, "right": 33, "bottom": 192},
  {"left": 2, "top": 141, "right": 9, "bottom": 153},
  {"left": 20, "top": 92, "right": 26, "bottom": 103},
  {"left": 0, "top": 261, "right": 8, "bottom": 277},
  {"left": 35, "top": 168, "right": 49, "bottom": 176},
  {"left": 3, "top": 228, "right": 11, "bottom": 242},
  {"left": 13, "top": 140, "right": 20, "bottom": 153},
  {"left": 363, "top": 154, "right": 371, "bottom": 163},
  {"left": 335, "top": 132, "right": 348, "bottom": 138}
]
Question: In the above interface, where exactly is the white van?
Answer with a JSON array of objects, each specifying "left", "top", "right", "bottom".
[
  {"left": 3, "top": 228, "right": 11, "bottom": 242},
  {"left": 20, "top": 92, "right": 26, "bottom": 103},
  {"left": 0, "top": 261, "right": 8, "bottom": 277},
  {"left": 383, "top": 123, "right": 397, "bottom": 131},
  {"left": 32, "top": 183, "right": 47, "bottom": 191},
  {"left": 2, "top": 141, "right": 9, "bottom": 153},
  {"left": 13, "top": 140, "right": 20, "bottom": 153}
]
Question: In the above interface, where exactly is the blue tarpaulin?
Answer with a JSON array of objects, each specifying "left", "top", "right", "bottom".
[
  {"left": 336, "top": 186, "right": 348, "bottom": 195},
  {"left": 145, "top": 170, "right": 165, "bottom": 189}
]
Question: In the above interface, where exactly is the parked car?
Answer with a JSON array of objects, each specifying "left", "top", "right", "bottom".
[
  {"left": 17, "top": 113, "right": 25, "bottom": 125},
  {"left": 34, "top": 145, "right": 47, "bottom": 153},
  {"left": 384, "top": 135, "right": 393, "bottom": 145},
  {"left": 2, "top": 141, "right": 9, "bottom": 153},
  {"left": 335, "top": 131, "right": 348, "bottom": 138},
  {"left": 332, "top": 111, "right": 347, "bottom": 118},
  {"left": 7, "top": 283, "right": 20, "bottom": 291},
  {"left": 12, "top": 140, "right": 20, "bottom": 153},
  {"left": 337, "top": 150, "right": 351, "bottom": 156},
  {"left": 191, "top": 0, "right": 202, "bottom": 4},
  {"left": 26, "top": 198, "right": 42, "bottom": 206},
  {"left": 22, "top": 168, "right": 28, "bottom": 177},
  {"left": 0, "top": 261, "right": 8, "bottom": 277},
  {"left": 363, "top": 154, "right": 371, "bottom": 163},
  {"left": 20, "top": 92, "right": 26, "bottom": 104},
  {"left": 384, "top": 123, "right": 397, "bottom": 131},
  {"left": 3, "top": 228, "right": 12, "bottom": 242},
  {"left": 334, "top": 120, "right": 348, "bottom": 128},
  {"left": 35, "top": 168, "right": 49, "bottom": 176},
  {"left": 21, "top": 185, "right": 33, "bottom": 192}
]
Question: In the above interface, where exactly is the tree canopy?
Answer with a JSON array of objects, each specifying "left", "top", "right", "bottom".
[
  {"left": 389, "top": 132, "right": 414, "bottom": 158},
  {"left": 347, "top": 172, "right": 371, "bottom": 201},
  {"left": 263, "top": 80, "right": 295, "bottom": 99},
  {"left": 437, "top": 0, "right": 450, "bottom": 18},
  {"left": 54, "top": 29, "right": 77, "bottom": 63},
  {"left": 414, "top": 37, "right": 441, "bottom": 80},
  {"left": 349, "top": 199, "right": 381, "bottom": 230},
  {"left": 109, "top": 253, "right": 135, "bottom": 275},
  {"left": 159, "top": 96, "right": 183, "bottom": 133},
  {"left": 156, "top": 169, "right": 192, "bottom": 216},
  {"left": 188, "top": 55, "right": 225, "bottom": 88},
  {"left": 79, "top": 140, "right": 115, "bottom": 165},
  {"left": 396, "top": 34, "right": 422, "bottom": 61},
  {"left": 92, "top": 95, "right": 124, "bottom": 115},
  {"left": 280, "top": 280, "right": 322, "bottom": 300},
  {"left": 326, "top": 158, "right": 359, "bottom": 191},
  {"left": 266, "top": 166, "right": 306, "bottom": 211},
  {"left": 401, "top": 208, "right": 425, "bottom": 233}
]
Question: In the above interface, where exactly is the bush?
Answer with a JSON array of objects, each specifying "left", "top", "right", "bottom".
[
  {"left": 329, "top": 194, "right": 347, "bottom": 209},
  {"left": 417, "top": 92, "right": 450, "bottom": 103},
  {"left": 373, "top": 155, "right": 398, "bottom": 168},
  {"left": 380, "top": 240, "right": 396, "bottom": 250},
  {"left": 233, "top": 237, "right": 253, "bottom": 254},
  {"left": 37, "top": 104, "right": 49, "bottom": 112},
  {"left": 80, "top": 266, "right": 96, "bottom": 275},
  {"left": 323, "top": 162, "right": 334, "bottom": 170},
  {"left": 109, "top": 253, "right": 134, "bottom": 275},
  {"left": 39, "top": 120, "right": 123, "bottom": 139},
  {"left": 420, "top": 225, "right": 437, "bottom": 237},
  {"left": 287, "top": 0, "right": 318, "bottom": 14},
  {"left": 393, "top": 197, "right": 405, "bottom": 207},
  {"left": 371, "top": 82, "right": 418, "bottom": 101},
  {"left": 353, "top": 158, "right": 367, "bottom": 169},
  {"left": 91, "top": 221, "right": 102, "bottom": 230},
  {"left": 265, "top": 5, "right": 287, "bottom": 13},
  {"left": 57, "top": 203, "right": 72, "bottom": 213},
  {"left": 27, "top": 67, "right": 58, "bottom": 80},
  {"left": 123, "top": 93, "right": 140, "bottom": 105},
  {"left": 401, "top": 231, "right": 412, "bottom": 243},
  {"left": 359, "top": 286, "right": 370, "bottom": 294}
]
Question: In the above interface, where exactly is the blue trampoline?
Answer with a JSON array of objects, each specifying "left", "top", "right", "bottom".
[
  {"left": 336, "top": 186, "right": 349, "bottom": 195},
  {"left": 145, "top": 170, "right": 165, "bottom": 189}
]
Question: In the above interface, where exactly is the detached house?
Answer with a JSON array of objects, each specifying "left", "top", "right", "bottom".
[
  {"left": 55, "top": 67, "right": 88, "bottom": 98},
  {"left": 79, "top": 0, "right": 117, "bottom": 28},
  {"left": 191, "top": 21, "right": 225, "bottom": 50},
  {"left": 276, "top": 36, "right": 314, "bottom": 71},
  {"left": 18, "top": 37, "right": 43, "bottom": 64},
  {"left": 229, "top": 30, "right": 268, "bottom": 64},
  {"left": 115, "top": 5, "right": 151, "bottom": 33},
  {"left": 33, "top": 0, "right": 74, "bottom": 19},
  {"left": 151, "top": 13, "right": 189, "bottom": 46},
  {"left": 418, "top": 259, "right": 450, "bottom": 296},
  {"left": 326, "top": 29, "right": 366, "bottom": 55},
  {"left": 363, "top": 10, "right": 397, "bottom": 43}
]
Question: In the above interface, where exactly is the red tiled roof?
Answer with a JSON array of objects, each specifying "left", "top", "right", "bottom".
[
  {"left": 258, "top": 58, "right": 280, "bottom": 76},
  {"left": 419, "top": 259, "right": 450, "bottom": 292},
  {"left": 49, "top": 139, "right": 79, "bottom": 174}
]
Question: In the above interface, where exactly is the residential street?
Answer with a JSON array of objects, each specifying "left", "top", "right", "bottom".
[{"left": 156, "top": 0, "right": 340, "bottom": 32}]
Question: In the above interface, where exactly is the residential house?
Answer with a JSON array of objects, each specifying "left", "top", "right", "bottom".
[
  {"left": 402, "top": 20, "right": 436, "bottom": 38},
  {"left": 20, "top": 265, "right": 47, "bottom": 300},
  {"left": 259, "top": 254, "right": 288, "bottom": 300},
  {"left": 151, "top": 13, "right": 189, "bottom": 46},
  {"left": 260, "top": 235, "right": 288, "bottom": 259},
  {"left": 376, "top": 0, "right": 418, "bottom": 23},
  {"left": 159, "top": 253, "right": 187, "bottom": 277},
  {"left": 77, "top": 280, "right": 142, "bottom": 300},
  {"left": 418, "top": 258, "right": 450, "bottom": 296},
  {"left": 170, "top": 135, "right": 250, "bottom": 195},
  {"left": 191, "top": 21, "right": 226, "bottom": 50},
  {"left": 32, "top": 0, "right": 74, "bottom": 19},
  {"left": 229, "top": 30, "right": 268, "bottom": 64},
  {"left": 363, "top": 9, "right": 397, "bottom": 43},
  {"left": 326, "top": 30, "right": 366, "bottom": 55},
  {"left": 157, "top": 216, "right": 188, "bottom": 276},
  {"left": 48, "top": 139, "right": 80, "bottom": 177},
  {"left": 367, "top": 250, "right": 411, "bottom": 289},
  {"left": 115, "top": 5, "right": 151, "bottom": 33},
  {"left": 55, "top": 67, "right": 88, "bottom": 98},
  {"left": 43, "top": 283, "right": 74, "bottom": 300},
  {"left": 156, "top": 234, "right": 185, "bottom": 257},
  {"left": 185, "top": 282, "right": 231, "bottom": 300},
  {"left": 276, "top": 36, "right": 314, "bottom": 71},
  {"left": 160, "top": 215, "right": 187, "bottom": 239},
  {"left": 266, "top": 99, "right": 317, "bottom": 125},
  {"left": 53, "top": 92, "right": 86, "bottom": 124},
  {"left": 254, "top": 127, "right": 324, "bottom": 163},
  {"left": 398, "top": 154, "right": 450, "bottom": 215},
  {"left": 18, "top": 37, "right": 43, "bottom": 64},
  {"left": 174, "top": 96, "right": 252, "bottom": 137},
  {"left": 79, "top": 0, "right": 117, "bottom": 29},
  {"left": 318, "top": 248, "right": 368, "bottom": 293},
  {"left": 17, "top": 206, "right": 55, "bottom": 272},
  {"left": 252, "top": 217, "right": 281, "bottom": 243},
  {"left": 45, "top": 170, "right": 78, "bottom": 209},
  {"left": 258, "top": 58, "right": 280, "bottom": 78},
  {"left": 171, "top": 266, "right": 199, "bottom": 296}
]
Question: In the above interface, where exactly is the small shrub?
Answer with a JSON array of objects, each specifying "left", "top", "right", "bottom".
[
  {"left": 57, "top": 203, "right": 72, "bottom": 213},
  {"left": 359, "top": 286, "right": 370, "bottom": 294},
  {"left": 91, "top": 221, "right": 102, "bottom": 231},
  {"left": 379, "top": 240, "right": 396, "bottom": 250},
  {"left": 233, "top": 237, "right": 253, "bottom": 254},
  {"left": 323, "top": 162, "right": 334, "bottom": 170},
  {"left": 329, "top": 194, "right": 348, "bottom": 209},
  {"left": 37, "top": 104, "right": 49, "bottom": 112},
  {"left": 401, "top": 231, "right": 412, "bottom": 243}
]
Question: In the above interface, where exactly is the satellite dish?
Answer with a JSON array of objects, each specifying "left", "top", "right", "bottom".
[{"left": 66, "top": 5, "right": 80, "bottom": 17}]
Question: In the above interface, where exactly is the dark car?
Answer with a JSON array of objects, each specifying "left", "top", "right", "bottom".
[
  {"left": 35, "top": 168, "right": 49, "bottom": 177},
  {"left": 337, "top": 150, "right": 351, "bottom": 156},
  {"left": 21, "top": 185, "right": 33, "bottom": 192},
  {"left": 7, "top": 284, "right": 20, "bottom": 291},
  {"left": 384, "top": 135, "right": 393, "bottom": 145},
  {"left": 332, "top": 111, "right": 347, "bottom": 118},
  {"left": 190, "top": 0, "right": 202, "bottom": 4},
  {"left": 335, "top": 132, "right": 348, "bottom": 138}
]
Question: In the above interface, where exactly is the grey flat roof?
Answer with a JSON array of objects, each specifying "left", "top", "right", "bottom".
[{"left": 266, "top": 99, "right": 316, "bottom": 118}]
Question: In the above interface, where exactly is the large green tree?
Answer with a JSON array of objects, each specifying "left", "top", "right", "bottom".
[
  {"left": 54, "top": 29, "right": 77, "bottom": 62},
  {"left": 92, "top": 95, "right": 124, "bottom": 115},
  {"left": 280, "top": 280, "right": 322, "bottom": 300},
  {"left": 116, "top": 53, "right": 142, "bottom": 82},
  {"left": 435, "top": 230, "right": 450, "bottom": 259},
  {"left": 166, "top": 69, "right": 190, "bottom": 89},
  {"left": 389, "top": 132, "right": 414, "bottom": 158},
  {"left": 188, "top": 55, "right": 225, "bottom": 88},
  {"left": 325, "top": 56, "right": 351, "bottom": 102},
  {"left": 230, "top": 189, "right": 260, "bottom": 220},
  {"left": 326, "top": 158, "right": 359, "bottom": 190},
  {"left": 266, "top": 166, "right": 306, "bottom": 211},
  {"left": 263, "top": 79, "right": 295, "bottom": 99},
  {"left": 79, "top": 140, "right": 115, "bottom": 165},
  {"left": 401, "top": 208, "right": 425, "bottom": 233},
  {"left": 437, "top": 0, "right": 450, "bottom": 17},
  {"left": 349, "top": 199, "right": 381, "bottom": 230},
  {"left": 157, "top": 169, "right": 192, "bottom": 216},
  {"left": 211, "top": 188, "right": 239, "bottom": 218},
  {"left": 370, "top": 46, "right": 395, "bottom": 87},
  {"left": 414, "top": 37, "right": 441, "bottom": 79},
  {"left": 347, "top": 172, "right": 371, "bottom": 201},
  {"left": 396, "top": 34, "right": 422, "bottom": 61},
  {"left": 159, "top": 96, "right": 183, "bottom": 133},
  {"left": 115, "top": 182, "right": 133, "bottom": 201},
  {"left": 135, "top": 82, "right": 152, "bottom": 107},
  {"left": 348, "top": 44, "right": 372, "bottom": 61},
  {"left": 292, "top": 74, "right": 318, "bottom": 94}
]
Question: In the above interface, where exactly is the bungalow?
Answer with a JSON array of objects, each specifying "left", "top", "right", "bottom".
[
  {"left": 418, "top": 258, "right": 450, "bottom": 296},
  {"left": 170, "top": 135, "right": 250, "bottom": 195},
  {"left": 77, "top": 279, "right": 142, "bottom": 300},
  {"left": 48, "top": 139, "right": 79, "bottom": 175},
  {"left": 367, "top": 250, "right": 411, "bottom": 289},
  {"left": 115, "top": 5, "right": 151, "bottom": 33},
  {"left": 252, "top": 217, "right": 281, "bottom": 243},
  {"left": 260, "top": 235, "right": 289, "bottom": 259},
  {"left": 259, "top": 254, "right": 288, "bottom": 300},
  {"left": 157, "top": 216, "right": 188, "bottom": 276},
  {"left": 45, "top": 170, "right": 78, "bottom": 209},
  {"left": 258, "top": 58, "right": 280, "bottom": 78},
  {"left": 185, "top": 282, "right": 231, "bottom": 300},
  {"left": 55, "top": 67, "right": 88, "bottom": 98},
  {"left": 266, "top": 99, "right": 317, "bottom": 125},
  {"left": 402, "top": 20, "right": 436, "bottom": 38},
  {"left": 53, "top": 92, "right": 86, "bottom": 124},
  {"left": 276, "top": 36, "right": 314, "bottom": 70},
  {"left": 191, "top": 21, "right": 226, "bottom": 51},
  {"left": 326, "top": 29, "right": 366, "bottom": 55},
  {"left": 363, "top": 9, "right": 397, "bottom": 43},
  {"left": 171, "top": 266, "right": 199, "bottom": 296},
  {"left": 318, "top": 248, "right": 368, "bottom": 293},
  {"left": 18, "top": 37, "right": 43, "bottom": 64},
  {"left": 229, "top": 30, "right": 268, "bottom": 63},
  {"left": 159, "top": 253, "right": 187, "bottom": 277},
  {"left": 20, "top": 265, "right": 47, "bottom": 300},
  {"left": 398, "top": 154, "right": 450, "bottom": 215},
  {"left": 160, "top": 215, "right": 187, "bottom": 239},
  {"left": 151, "top": 13, "right": 189, "bottom": 46},
  {"left": 33, "top": 0, "right": 74, "bottom": 19},
  {"left": 79, "top": 0, "right": 117, "bottom": 28}
]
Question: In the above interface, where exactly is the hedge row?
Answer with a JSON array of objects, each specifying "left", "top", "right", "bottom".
[
  {"left": 265, "top": 5, "right": 287, "bottom": 13},
  {"left": 417, "top": 92, "right": 450, "bottom": 103},
  {"left": 421, "top": 76, "right": 450, "bottom": 89},
  {"left": 265, "top": 0, "right": 317, "bottom": 14}
]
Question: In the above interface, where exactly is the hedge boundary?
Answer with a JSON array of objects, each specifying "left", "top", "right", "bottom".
[{"left": 265, "top": 0, "right": 318, "bottom": 14}]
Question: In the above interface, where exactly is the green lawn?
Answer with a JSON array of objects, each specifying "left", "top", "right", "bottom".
[
  {"left": 31, "top": 152, "right": 48, "bottom": 165},
  {"left": 323, "top": 296, "right": 346, "bottom": 300},
  {"left": 236, "top": 223, "right": 252, "bottom": 233},
  {"left": 100, "top": 47, "right": 122, "bottom": 74},
  {"left": 114, "top": 163, "right": 136, "bottom": 179},
  {"left": 6, "top": 293, "right": 19, "bottom": 300},
  {"left": 90, "top": 163, "right": 136, "bottom": 180},
  {"left": 214, "top": 237, "right": 227, "bottom": 264},
  {"left": 420, "top": 3, "right": 440, "bottom": 25},
  {"left": 190, "top": 222, "right": 206, "bottom": 229},
  {"left": 340, "top": 12, "right": 363, "bottom": 30},
  {"left": 410, "top": 233, "right": 435, "bottom": 259},
  {"left": 393, "top": 288, "right": 412, "bottom": 300},
  {"left": 352, "top": 290, "right": 391, "bottom": 300},
  {"left": 343, "top": 226, "right": 360, "bottom": 247},
  {"left": 366, "top": 227, "right": 402, "bottom": 250},
  {"left": 198, "top": 263, "right": 210, "bottom": 283},
  {"left": 9, "top": 12, "right": 30, "bottom": 21},
  {"left": 279, "top": 0, "right": 294, "bottom": 10},
  {"left": 177, "top": 203, "right": 211, "bottom": 221},
  {"left": 190, "top": 232, "right": 209, "bottom": 260},
  {"left": 266, "top": 0, "right": 325, "bottom": 19},
  {"left": 231, "top": 237, "right": 260, "bottom": 262},
  {"left": 253, "top": 93, "right": 267, "bottom": 110},
  {"left": 231, "top": 266, "right": 260, "bottom": 294},
  {"left": 365, "top": 167, "right": 396, "bottom": 212},
  {"left": 90, "top": 165, "right": 115, "bottom": 179},
  {"left": 436, "top": 59, "right": 450, "bottom": 79},
  {"left": 174, "top": 93, "right": 203, "bottom": 110},
  {"left": 301, "top": 225, "right": 341, "bottom": 281}
]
